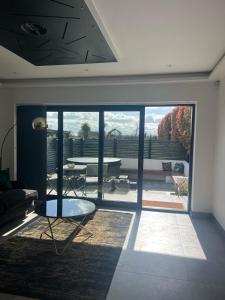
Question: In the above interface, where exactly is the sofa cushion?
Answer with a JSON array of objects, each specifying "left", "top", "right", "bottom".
[
  {"left": 0, "top": 189, "right": 27, "bottom": 209},
  {"left": 0, "top": 199, "right": 5, "bottom": 215},
  {"left": 0, "top": 170, "right": 12, "bottom": 191},
  {"left": 0, "top": 189, "right": 38, "bottom": 210},
  {"left": 22, "top": 189, "right": 38, "bottom": 199}
]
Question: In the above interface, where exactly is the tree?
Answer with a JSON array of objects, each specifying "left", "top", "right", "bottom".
[
  {"left": 158, "top": 112, "right": 172, "bottom": 140},
  {"left": 158, "top": 106, "right": 192, "bottom": 153},
  {"left": 170, "top": 107, "right": 179, "bottom": 141},
  {"left": 79, "top": 122, "right": 91, "bottom": 140},
  {"left": 175, "top": 106, "right": 192, "bottom": 152}
]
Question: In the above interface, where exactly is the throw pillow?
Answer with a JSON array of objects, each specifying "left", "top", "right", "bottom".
[
  {"left": 174, "top": 163, "right": 184, "bottom": 174},
  {"left": 0, "top": 169, "right": 12, "bottom": 190},
  {"left": 162, "top": 162, "right": 172, "bottom": 172}
]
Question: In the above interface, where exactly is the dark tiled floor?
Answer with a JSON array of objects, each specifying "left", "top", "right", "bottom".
[
  {"left": 1, "top": 211, "right": 225, "bottom": 300},
  {"left": 107, "top": 211, "right": 225, "bottom": 300}
]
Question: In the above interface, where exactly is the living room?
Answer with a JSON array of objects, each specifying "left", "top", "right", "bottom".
[{"left": 0, "top": 1, "right": 225, "bottom": 299}]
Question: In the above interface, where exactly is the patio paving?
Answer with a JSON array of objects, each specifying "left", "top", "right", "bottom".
[
  {"left": 47, "top": 179, "right": 188, "bottom": 211},
  {"left": 103, "top": 180, "right": 188, "bottom": 211}
]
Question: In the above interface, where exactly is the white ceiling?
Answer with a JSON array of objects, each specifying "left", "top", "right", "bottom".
[{"left": 0, "top": 0, "right": 225, "bottom": 80}]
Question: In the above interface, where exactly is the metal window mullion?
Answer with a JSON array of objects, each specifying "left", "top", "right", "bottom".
[
  {"left": 57, "top": 109, "right": 63, "bottom": 213},
  {"left": 188, "top": 104, "right": 195, "bottom": 213},
  {"left": 98, "top": 110, "right": 104, "bottom": 201},
  {"left": 137, "top": 107, "right": 145, "bottom": 209}
]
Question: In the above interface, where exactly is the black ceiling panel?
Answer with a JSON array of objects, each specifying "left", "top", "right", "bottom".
[{"left": 0, "top": 0, "right": 117, "bottom": 65}]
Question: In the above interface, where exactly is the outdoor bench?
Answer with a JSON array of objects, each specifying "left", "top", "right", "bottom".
[{"left": 120, "top": 168, "right": 181, "bottom": 182}]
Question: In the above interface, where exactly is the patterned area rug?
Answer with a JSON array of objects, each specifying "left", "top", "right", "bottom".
[{"left": 0, "top": 210, "right": 132, "bottom": 300}]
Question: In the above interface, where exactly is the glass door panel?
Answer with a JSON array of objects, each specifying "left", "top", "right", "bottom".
[
  {"left": 103, "top": 111, "right": 140, "bottom": 203},
  {"left": 46, "top": 111, "right": 58, "bottom": 196},
  {"left": 142, "top": 106, "right": 193, "bottom": 211},
  {"left": 63, "top": 112, "right": 99, "bottom": 199}
]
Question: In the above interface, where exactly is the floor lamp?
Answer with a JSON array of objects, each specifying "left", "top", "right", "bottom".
[
  {"left": 0, "top": 117, "right": 48, "bottom": 170},
  {"left": 0, "top": 124, "right": 16, "bottom": 170}
]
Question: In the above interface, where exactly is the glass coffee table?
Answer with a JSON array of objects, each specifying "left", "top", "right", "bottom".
[{"left": 35, "top": 198, "right": 96, "bottom": 255}]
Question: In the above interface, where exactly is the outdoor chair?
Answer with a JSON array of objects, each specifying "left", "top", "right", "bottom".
[
  {"left": 86, "top": 163, "right": 108, "bottom": 182},
  {"left": 63, "top": 164, "right": 87, "bottom": 197},
  {"left": 63, "top": 175, "right": 86, "bottom": 197},
  {"left": 85, "top": 164, "right": 110, "bottom": 194},
  {"left": 47, "top": 173, "right": 57, "bottom": 195},
  {"left": 172, "top": 175, "right": 189, "bottom": 197}
]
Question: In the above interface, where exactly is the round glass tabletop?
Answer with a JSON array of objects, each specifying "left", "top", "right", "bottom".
[{"left": 35, "top": 198, "right": 96, "bottom": 218}]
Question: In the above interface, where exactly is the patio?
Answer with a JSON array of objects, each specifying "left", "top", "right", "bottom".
[
  {"left": 47, "top": 137, "right": 189, "bottom": 211},
  {"left": 47, "top": 176, "right": 188, "bottom": 211},
  {"left": 100, "top": 179, "right": 187, "bottom": 210}
]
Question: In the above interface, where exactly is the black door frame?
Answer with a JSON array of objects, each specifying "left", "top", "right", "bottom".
[{"left": 47, "top": 104, "right": 195, "bottom": 213}]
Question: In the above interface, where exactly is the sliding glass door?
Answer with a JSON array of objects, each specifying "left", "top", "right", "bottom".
[
  {"left": 46, "top": 106, "right": 143, "bottom": 207},
  {"left": 102, "top": 110, "right": 141, "bottom": 204},
  {"left": 46, "top": 105, "right": 194, "bottom": 212},
  {"left": 63, "top": 111, "right": 99, "bottom": 199},
  {"left": 142, "top": 105, "right": 194, "bottom": 212},
  {"left": 46, "top": 111, "right": 58, "bottom": 197}
]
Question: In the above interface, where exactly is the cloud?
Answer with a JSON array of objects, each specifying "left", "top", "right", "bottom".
[
  {"left": 104, "top": 112, "right": 138, "bottom": 124},
  {"left": 146, "top": 106, "right": 174, "bottom": 114},
  {"left": 145, "top": 115, "right": 154, "bottom": 123},
  {"left": 47, "top": 112, "right": 58, "bottom": 118},
  {"left": 47, "top": 108, "right": 172, "bottom": 136},
  {"left": 104, "top": 112, "right": 139, "bottom": 135}
]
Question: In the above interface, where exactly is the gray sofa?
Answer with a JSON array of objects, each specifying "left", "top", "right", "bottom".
[{"left": 0, "top": 187, "right": 37, "bottom": 226}]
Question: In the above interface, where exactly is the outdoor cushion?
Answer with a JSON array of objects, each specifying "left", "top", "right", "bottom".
[
  {"left": 162, "top": 162, "right": 172, "bottom": 172},
  {"left": 86, "top": 177, "right": 98, "bottom": 184},
  {"left": 174, "top": 163, "right": 184, "bottom": 174}
]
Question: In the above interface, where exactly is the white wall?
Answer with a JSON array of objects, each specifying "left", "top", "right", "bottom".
[
  {"left": 213, "top": 77, "right": 225, "bottom": 229},
  {"left": 0, "top": 80, "right": 217, "bottom": 213}
]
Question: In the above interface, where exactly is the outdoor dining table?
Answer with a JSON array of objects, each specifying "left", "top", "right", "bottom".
[
  {"left": 66, "top": 157, "right": 121, "bottom": 177},
  {"left": 66, "top": 157, "right": 121, "bottom": 165},
  {"left": 63, "top": 164, "right": 87, "bottom": 175}
]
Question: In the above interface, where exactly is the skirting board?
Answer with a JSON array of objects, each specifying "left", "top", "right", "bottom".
[
  {"left": 190, "top": 211, "right": 225, "bottom": 239},
  {"left": 190, "top": 211, "right": 212, "bottom": 218},
  {"left": 211, "top": 215, "right": 225, "bottom": 239}
]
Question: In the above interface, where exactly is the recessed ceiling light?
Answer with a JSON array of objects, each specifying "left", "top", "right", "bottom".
[{"left": 20, "top": 22, "right": 47, "bottom": 36}]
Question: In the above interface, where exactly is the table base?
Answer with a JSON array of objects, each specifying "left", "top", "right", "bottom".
[{"left": 40, "top": 216, "right": 94, "bottom": 255}]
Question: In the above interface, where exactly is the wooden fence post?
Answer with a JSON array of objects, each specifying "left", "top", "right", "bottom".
[
  {"left": 148, "top": 138, "right": 152, "bottom": 159},
  {"left": 80, "top": 138, "right": 84, "bottom": 157},
  {"left": 113, "top": 138, "right": 117, "bottom": 157},
  {"left": 69, "top": 138, "right": 73, "bottom": 158}
]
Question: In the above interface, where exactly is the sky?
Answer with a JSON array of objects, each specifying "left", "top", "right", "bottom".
[{"left": 47, "top": 107, "right": 174, "bottom": 136}]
